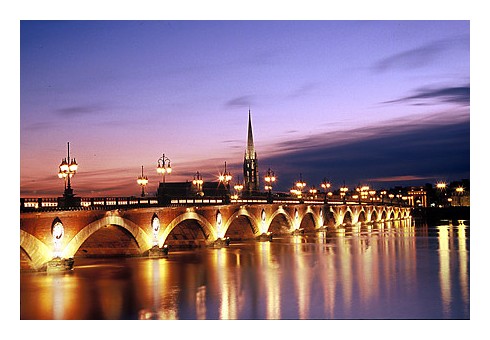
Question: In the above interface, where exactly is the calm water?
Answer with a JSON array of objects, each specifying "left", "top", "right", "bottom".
[{"left": 20, "top": 220, "right": 470, "bottom": 320}]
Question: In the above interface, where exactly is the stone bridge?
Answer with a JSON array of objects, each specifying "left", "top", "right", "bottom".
[{"left": 20, "top": 201, "right": 412, "bottom": 270}]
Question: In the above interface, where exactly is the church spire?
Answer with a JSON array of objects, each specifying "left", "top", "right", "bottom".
[
  {"left": 246, "top": 109, "right": 255, "bottom": 160},
  {"left": 244, "top": 109, "right": 259, "bottom": 194}
]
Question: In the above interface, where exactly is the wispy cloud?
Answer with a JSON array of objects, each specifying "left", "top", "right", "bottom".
[
  {"left": 383, "top": 84, "right": 470, "bottom": 106},
  {"left": 366, "top": 175, "right": 434, "bottom": 183},
  {"left": 372, "top": 37, "right": 467, "bottom": 73},
  {"left": 55, "top": 103, "right": 107, "bottom": 117},
  {"left": 224, "top": 95, "right": 254, "bottom": 109},
  {"left": 287, "top": 82, "right": 320, "bottom": 99}
]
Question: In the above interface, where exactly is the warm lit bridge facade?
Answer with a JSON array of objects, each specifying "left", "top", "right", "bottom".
[{"left": 20, "top": 197, "right": 412, "bottom": 270}]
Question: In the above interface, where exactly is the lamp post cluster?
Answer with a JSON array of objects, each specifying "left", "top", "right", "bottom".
[
  {"left": 193, "top": 171, "right": 204, "bottom": 196},
  {"left": 58, "top": 142, "right": 78, "bottom": 200},
  {"left": 157, "top": 153, "right": 172, "bottom": 184},
  {"left": 264, "top": 168, "right": 276, "bottom": 202},
  {"left": 137, "top": 165, "right": 149, "bottom": 197},
  {"left": 233, "top": 177, "right": 243, "bottom": 200}
]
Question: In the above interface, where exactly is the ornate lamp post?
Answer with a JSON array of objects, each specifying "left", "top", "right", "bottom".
[
  {"left": 233, "top": 176, "right": 244, "bottom": 200},
  {"left": 380, "top": 190, "right": 387, "bottom": 203},
  {"left": 264, "top": 168, "right": 276, "bottom": 203},
  {"left": 340, "top": 183, "right": 349, "bottom": 203},
  {"left": 156, "top": 153, "right": 172, "bottom": 184},
  {"left": 137, "top": 165, "right": 149, "bottom": 197},
  {"left": 192, "top": 171, "right": 204, "bottom": 196},
  {"left": 219, "top": 162, "right": 233, "bottom": 186},
  {"left": 321, "top": 178, "right": 331, "bottom": 203},
  {"left": 369, "top": 189, "right": 377, "bottom": 202},
  {"left": 58, "top": 142, "right": 78, "bottom": 202},
  {"left": 436, "top": 181, "right": 447, "bottom": 207},
  {"left": 309, "top": 186, "right": 317, "bottom": 199},
  {"left": 295, "top": 173, "right": 306, "bottom": 199},
  {"left": 219, "top": 162, "right": 232, "bottom": 201}
]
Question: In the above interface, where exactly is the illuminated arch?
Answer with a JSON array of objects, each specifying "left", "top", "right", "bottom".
[
  {"left": 357, "top": 210, "right": 367, "bottom": 224},
  {"left": 268, "top": 208, "right": 293, "bottom": 232},
  {"left": 161, "top": 211, "right": 217, "bottom": 246},
  {"left": 62, "top": 215, "right": 153, "bottom": 258},
  {"left": 20, "top": 230, "right": 52, "bottom": 270},
  {"left": 300, "top": 211, "right": 318, "bottom": 231},
  {"left": 222, "top": 208, "right": 260, "bottom": 237}
]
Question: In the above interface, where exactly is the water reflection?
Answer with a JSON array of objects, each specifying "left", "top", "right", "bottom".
[{"left": 20, "top": 220, "right": 470, "bottom": 320}]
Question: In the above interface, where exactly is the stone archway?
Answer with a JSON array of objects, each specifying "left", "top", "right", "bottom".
[
  {"left": 268, "top": 211, "right": 293, "bottom": 235},
  {"left": 63, "top": 215, "right": 153, "bottom": 258},
  {"left": 225, "top": 215, "right": 256, "bottom": 240},
  {"left": 162, "top": 211, "right": 216, "bottom": 247}
]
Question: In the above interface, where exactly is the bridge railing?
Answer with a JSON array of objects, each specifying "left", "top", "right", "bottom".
[{"left": 20, "top": 195, "right": 411, "bottom": 212}]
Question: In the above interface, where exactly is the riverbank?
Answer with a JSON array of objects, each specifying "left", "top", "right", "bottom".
[{"left": 412, "top": 206, "right": 470, "bottom": 225}]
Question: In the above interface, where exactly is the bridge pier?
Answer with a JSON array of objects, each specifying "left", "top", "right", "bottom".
[
  {"left": 46, "top": 257, "right": 74, "bottom": 273},
  {"left": 148, "top": 245, "right": 169, "bottom": 258},
  {"left": 256, "top": 232, "right": 272, "bottom": 242},
  {"left": 210, "top": 237, "right": 231, "bottom": 248}
]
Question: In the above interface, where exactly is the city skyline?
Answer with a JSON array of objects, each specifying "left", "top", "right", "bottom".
[{"left": 20, "top": 20, "right": 470, "bottom": 197}]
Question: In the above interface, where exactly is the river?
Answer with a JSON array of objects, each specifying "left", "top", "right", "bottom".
[{"left": 20, "top": 219, "right": 469, "bottom": 320}]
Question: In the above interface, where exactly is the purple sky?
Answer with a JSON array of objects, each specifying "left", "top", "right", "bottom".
[{"left": 20, "top": 20, "right": 470, "bottom": 197}]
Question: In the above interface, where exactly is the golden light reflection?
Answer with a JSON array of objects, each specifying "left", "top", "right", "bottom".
[
  {"left": 259, "top": 242, "right": 281, "bottom": 319},
  {"left": 44, "top": 273, "right": 82, "bottom": 319},
  {"left": 214, "top": 248, "right": 239, "bottom": 320},
  {"left": 293, "top": 237, "right": 311, "bottom": 319},
  {"left": 139, "top": 258, "right": 178, "bottom": 320},
  {"left": 339, "top": 235, "right": 352, "bottom": 315},
  {"left": 457, "top": 224, "right": 469, "bottom": 312},
  {"left": 438, "top": 226, "right": 451, "bottom": 317}
]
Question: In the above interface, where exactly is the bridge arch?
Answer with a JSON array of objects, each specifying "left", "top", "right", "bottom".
[
  {"left": 343, "top": 210, "right": 353, "bottom": 225},
  {"left": 63, "top": 214, "right": 153, "bottom": 258},
  {"left": 358, "top": 210, "right": 367, "bottom": 224},
  {"left": 224, "top": 213, "right": 257, "bottom": 240},
  {"left": 20, "top": 230, "right": 52, "bottom": 270},
  {"left": 300, "top": 212, "right": 317, "bottom": 231},
  {"left": 268, "top": 209, "right": 293, "bottom": 234},
  {"left": 161, "top": 211, "right": 217, "bottom": 246}
]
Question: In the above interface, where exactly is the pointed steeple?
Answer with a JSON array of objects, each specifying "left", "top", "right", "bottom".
[
  {"left": 243, "top": 109, "right": 259, "bottom": 194},
  {"left": 246, "top": 109, "right": 255, "bottom": 160}
]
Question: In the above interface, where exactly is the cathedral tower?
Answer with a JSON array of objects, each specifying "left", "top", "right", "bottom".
[{"left": 244, "top": 110, "right": 259, "bottom": 195}]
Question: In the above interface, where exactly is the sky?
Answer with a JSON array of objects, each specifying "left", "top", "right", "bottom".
[{"left": 19, "top": 19, "right": 470, "bottom": 197}]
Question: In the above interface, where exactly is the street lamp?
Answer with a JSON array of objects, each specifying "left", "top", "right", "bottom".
[
  {"left": 156, "top": 153, "right": 172, "bottom": 184},
  {"left": 219, "top": 162, "right": 233, "bottom": 201},
  {"left": 192, "top": 171, "right": 204, "bottom": 196},
  {"left": 309, "top": 187, "right": 317, "bottom": 199},
  {"left": 436, "top": 181, "right": 447, "bottom": 207},
  {"left": 137, "top": 165, "right": 149, "bottom": 197},
  {"left": 219, "top": 161, "right": 233, "bottom": 185},
  {"left": 340, "top": 183, "right": 349, "bottom": 203},
  {"left": 455, "top": 186, "right": 464, "bottom": 206},
  {"left": 380, "top": 190, "right": 387, "bottom": 203},
  {"left": 320, "top": 178, "right": 331, "bottom": 202},
  {"left": 58, "top": 142, "right": 78, "bottom": 199},
  {"left": 264, "top": 168, "right": 276, "bottom": 202},
  {"left": 233, "top": 176, "right": 244, "bottom": 199},
  {"left": 295, "top": 173, "right": 306, "bottom": 198},
  {"left": 369, "top": 190, "right": 377, "bottom": 202}
]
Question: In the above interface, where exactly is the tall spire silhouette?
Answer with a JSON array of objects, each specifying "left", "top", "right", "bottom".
[
  {"left": 244, "top": 109, "right": 259, "bottom": 194},
  {"left": 245, "top": 109, "right": 255, "bottom": 160}
]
